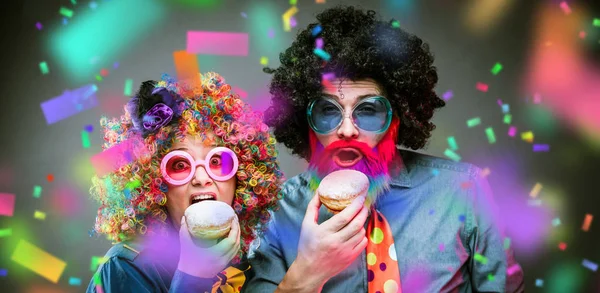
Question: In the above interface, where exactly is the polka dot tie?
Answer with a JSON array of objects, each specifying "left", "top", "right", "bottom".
[{"left": 366, "top": 207, "right": 402, "bottom": 293}]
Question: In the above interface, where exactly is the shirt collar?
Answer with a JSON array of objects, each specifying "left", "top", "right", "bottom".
[{"left": 389, "top": 149, "right": 411, "bottom": 188}]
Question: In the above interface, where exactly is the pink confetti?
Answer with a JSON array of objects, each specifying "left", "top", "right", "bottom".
[
  {"left": 321, "top": 79, "right": 336, "bottom": 92},
  {"left": 476, "top": 82, "right": 489, "bottom": 92},
  {"left": 579, "top": 31, "right": 586, "bottom": 39},
  {"left": 232, "top": 86, "right": 247, "bottom": 99},
  {"left": 35, "top": 22, "right": 43, "bottom": 30},
  {"left": 508, "top": 126, "right": 517, "bottom": 137},
  {"left": 442, "top": 90, "right": 453, "bottom": 101},
  {"left": 187, "top": 31, "right": 248, "bottom": 56},
  {"left": 90, "top": 136, "right": 151, "bottom": 177},
  {"left": 559, "top": 1, "right": 571, "bottom": 15},
  {"left": 497, "top": 99, "right": 503, "bottom": 106},
  {"left": 316, "top": 38, "right": 324, "bottom": 49},
  {"left": 438, "top": 243, "right": 445, "bottom": 251},
  {"left": 290, "top": 16, "right": 297, "bottom": 28},
  {"left": 322, "top": 72, "right": 335, "bottom": 80},
  {"left": 0, "top": 193, "right": 15, "bottom": 217},
  {"left": 533, "top": 93, "right": 542, "bottom": 104},
  {"left": 558, "top": 242, "right": 567, "bottom": 250},
  {"left": 507, "top": 264, "right": 521, "bottom": 276}
]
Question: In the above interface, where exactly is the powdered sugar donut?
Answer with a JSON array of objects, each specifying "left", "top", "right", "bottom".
[
  {"left": 184, "top": 201, "right": 236, "bottom": 240},
  {"left": 317, "top": 170, "right": 369, "bottom": 214}
]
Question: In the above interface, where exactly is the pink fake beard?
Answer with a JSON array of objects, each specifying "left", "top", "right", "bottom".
[{"left": 307, "top": 119, "right": 399, "bottom": 204}]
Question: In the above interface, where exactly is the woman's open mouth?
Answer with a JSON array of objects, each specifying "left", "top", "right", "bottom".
[{"left": 333, "top": 148, "right": 363, "bottom": 167}]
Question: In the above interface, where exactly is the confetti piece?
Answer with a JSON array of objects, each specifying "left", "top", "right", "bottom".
[
  {"left": 474, "top": 253, "right": 488, "bottom": 265},
  {"left": 290, "top": 16, "right": 297, "bottom": 28},
  {"left": 39, "top": 62, "right": 49, "bottom": 75},
  {"left": 458, "top": 215, "right": 466, "bottom": 222},
  {"left": 0, "top": 268, "right": 6, "bottom": 277},
  {"left": 36, "top": 22, "right": 43, "bottom": 30},
  {"left": 71, "top": 0, "right": 77, "bottom": 4},
  {"left": 521, "top": 131, "right": 534, "bottom": 143},
  {"left": 558, "top": 242, "right": 567, "bottom": 250},
  {"left": 90, "top": 136, "right": 151, "bottom": 177},
  {"left": 289, "top": 0, "right": 297, "bottom": 5},
  {"left": 439, "top": 243, "right": 444, "bottom": 251},
  {"left": 487, "top": 274, "right": 494, "bottom": 281},
  {"left": 530, "top": 183, "right": 543, "bottom": 198},
  {"left": 89, "top": 1, "right": 97, "bottom": 9},
  {"left": 501, "top": 104, "right": 510, "bottom": 113},
  {"left": 96, "top": 285, "right": 105, "bottom": 293},
  {"left": 322, "top": 72, "right": 335, "bottom": 80},
  {"left": 187, "top": 31, "right": 249, "bottom": 56},
  {"left": 47, "top": 174, "right": 54, "bottom": 182},
  {"left": 582, "top": 259, "right": 598, "bottom": 272},
  {"left": 33, "top": 185, "right": 42, "bottom": 198},
  {"left": 60, "top": 7, "right": 74, "bottom": 18},
  {"left": 481, "top": 168, "right": 491, "bottom": 178},
  {"left": 11, "top": 239, "right": 67, "bottom": 283},
  {"left": 582, "top": 214, "right": 593, "bottom": 232},
  {"left": 533, "top": 93, "right": 542, "bottom": 104},
  {"left": 533, "top": 144, "right": 550, "bottom": 152},
  {"left": 594, "top": 18, "right": 600, "bottom": 27},
  {"left": 503, "top": 238, "right": 511, "bottom": 250},
  {"left": 508, "top": 126, "right": 517, "bottom": 137},
  {"left": 95, "top": 75, "right": 102, "bottom": 81},
  {"left": 173, "top": 51, "right": 200, "bottom": 84},
  {"left": 316, "top": 38, "right": 324, "bottom": 49},
  {"left": 476, "top": 82, "right": 488, "bottom": 92},
  {"left": 503, "top": 114, "right": 512, "bottom": 124},
  {"left": 0, "top": 228, "right": 12, "bottom": 237},
  {"left": 491, "top": 62, "right": 503, "bottom": 75},
  {"left": 240, "top": 12, "right": 247, "bottom": 18},
  {"left": 90, "top": 256, "right": 109, "bottom": 271},
  {"left": 260, "top": 56, "right": 269, "bottom": 66},
  {"left": 267, "top": 28, "right": 275, "bottom": 38},
  {"left": 467, "top": 117, "right": 481, "bottom": 128},
  {"left": 431, "top": 169, "right": 440, "bottom": 176},
  {"left": 85, "top": 124, "right": 94, "bottom": 133},
  {"left": 559, "top": 2, "right": 571, "bottom": 15},
  {"left": 552, "top": 218, "right": 561, "bottom": 227},
  {"left": 535, "top": 279, "right": 544, "bottom": 287},
  {"left": 391, "top": 20, "right": 400, "bottom": 28},
  {"left": 99, "top": 68, "right": 109, "bottom": 77},
  {"left": 497, "top": 99, "right": 503, "bottom": 106},
  {"left": 69, "top": 277, "right": 82, "bottom": 286},
  {"left": 447, "top": 136, "right": 458, "bottom": 151},
  {"left": 442, "top": 90, "right": 453, "bottom": 101},
  {"left": 123, "top": 79, "right": 134, "bottom": 97},
  {"left": 444, "top": 149, "right": 461, "bottom": 162},
  {"left": 485, "top": 127, "right": 496, "bottom": 144},
  {"left": 34, "top": 210, "right": 47, "bottom": 220},
  {"left": 316, "top": 0, "right": 325, "bottom": 3},
  {"left": 313, "top": 48, "right": 331, "bottom": 61},
  {"left": 41, "top": 84, "right": 99, "bottom": 124},
  {"left": 507, "top": 264, "right": 520, "bottom": 275},
  {"left": 312, "top": 25, "right": 322, "bottom": 36},
  {"left": 82, "top": 131, "right": 91, "bottom": 149},
  {"left": 528, "top": 199, "right": 542, "bottom": 206},
  {"left": 282, "top": 6, "right": 298, "bottom": 32},
  {"left": 62, "top": 18, "right": 68, "bottom": 25},
  {"left": 232, "top": 86, "right": 247, "bottom": 99},
  {"left": 0, "top": 193, "right": 15, "bottom": 216},
  {"left": 321, "top": 78, "right": 336, "bottom": 92}
]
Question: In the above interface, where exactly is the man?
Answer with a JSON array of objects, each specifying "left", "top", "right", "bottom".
[{"left": 245, "top": 6, "right": 524, "bottom": 292}]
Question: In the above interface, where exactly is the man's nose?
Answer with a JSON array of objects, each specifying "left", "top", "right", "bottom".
[{"left": 336, "top": 115, "right": 359, "bottom": 140}]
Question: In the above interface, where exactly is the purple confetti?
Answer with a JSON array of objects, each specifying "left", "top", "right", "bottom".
[
  {"left": 533, "top": 144, "right": 550, "bottom": 152},
  {"left": 582, "top": 259, "right": 598, "bottom": 272},
  {"left": 316, "top": 38, "right": 324, "bottom": 49},
  {"left": 113, "top": 62, "right": 119, "bottom": 69},
  {"left": 322, "top": 72, "right": 335, "bottom": 80},
  {"left": 267, "top": 28, "right": 275, "bottom": 38},
  {"left": 36, "top": 22, "right": 43, "bottom": 30},
  {"left": 497, "top": 99, "right": 503, "bottom": 106},
  {"left": 84, "top": 124, "right": 94, "bottom": 133},
  {"left": 41, "top": 84, "right": 98, "bottom": 124},
  {"left": 290, "top": 16, "right": 297, "bottom": 28},
  {"left": 0, "top": 268, "right": 6, "bottom": 277},
  {"left": 240, "top": 12, "right": 247, "bottom": 18},
  {"left": 442, "top": 90, "right": 453, "bottom": 101}
]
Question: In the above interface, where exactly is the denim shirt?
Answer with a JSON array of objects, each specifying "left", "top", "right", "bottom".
[{"left": 246, "top": 149, "right": 525, "bottom": 292}]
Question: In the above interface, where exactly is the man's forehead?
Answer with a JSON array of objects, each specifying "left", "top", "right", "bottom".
[{"left": 322, "top": 78, "right": 383, "bottom": 103}]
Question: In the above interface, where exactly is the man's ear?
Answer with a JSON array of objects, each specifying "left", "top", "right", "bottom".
[{"left": 377, "top": 116, "right": 400, "bottom": 163}]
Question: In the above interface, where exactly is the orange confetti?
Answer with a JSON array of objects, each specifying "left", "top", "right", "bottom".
[
  {"left": 46, "top": 174, "right": 54, "bottom": 182},
  {"left": 582, "top": 214, "right": 593, "bottom": 232}
]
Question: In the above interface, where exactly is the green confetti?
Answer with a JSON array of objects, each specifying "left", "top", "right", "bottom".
[
  {"left": 33, "top": 185, "right": 42, "bottom": 198},
  {"left": 447, "top": 136, "right": 458, "bottom": 151},
  {"left": 90, "top": 256, "right": 108, "bottom": 271},
  {"left": 503, "top": 114, "right": 512, "bottom": 124},
  {"left": 594, "top": 18, "right": 600, "bottom": 27},
  {"left": 81, "top": 131, "right": 91, "bottom": 149},
  {"left": 96, "top": 75, "right": 103, "bottom": 81},
  {"left": 444, "top": 149, "right": 461, "bottom": 162},
  {"left": 124, "top": 79, "right": 133, "bottom": 96},
  {"left": 504, "top": 237, "right": 511, "bottom": 250},
  {"left": 39, "top": 62, "right": 49, "bottom": 75},
  {"left": 59, "top": 7, "right": 74, "bottom": 18},
  {"left": 289, "top": 0, "right": 297, "bottom": 5},
  {"left": 125, "top": 179, "right": 141, "bottom": 190},
  {"left": 71, "top": 0, "right": 77, "bottom": 4},
  {"left": 491, "top": 62, "right": 503, "bottom": 75},
  {"left": 485, "top": 127, "right": 496, "bottom": 144},
  {"left": 93, "top": 271, "right": 102, "bottom": 285},
  {"left": 467, "top": 117, "right": 481, "bottom": 128},
  {"left": 474, "top": 253, "right": 488, "bottom": 264},
  {"left": 0, "top": 228, "right": 12, "bottom": 237},
  {"left": 487, "top": 274, "right": 495, "bottom": 281},
  {"left": 391, "top": 20, "right": 400, "bottom": 28}
]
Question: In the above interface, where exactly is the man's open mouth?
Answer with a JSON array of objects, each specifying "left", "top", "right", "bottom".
[{"left": 333, "top": 148, "right": 363, "bottom": 167}]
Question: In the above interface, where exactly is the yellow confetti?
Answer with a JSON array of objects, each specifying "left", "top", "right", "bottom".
[{"left": 529, "top": 183, "right": 543, "bottom": 198}]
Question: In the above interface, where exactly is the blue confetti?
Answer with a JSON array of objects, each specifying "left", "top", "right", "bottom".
[{"left": 312, "top": 25, "right": 322, "bottom": 36}]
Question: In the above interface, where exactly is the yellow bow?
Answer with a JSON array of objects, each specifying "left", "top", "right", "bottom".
[{"left": 211, "top": 265, "right": 250, "bottom": 293}]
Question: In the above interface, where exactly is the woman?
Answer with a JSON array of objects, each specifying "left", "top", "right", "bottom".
[{"left": 86, "top": 72, "right": 284, "bottom": 292}]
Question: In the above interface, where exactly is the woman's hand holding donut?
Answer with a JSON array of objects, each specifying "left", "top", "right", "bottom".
[{"left": 177, "top": 216, "right": 241, "bottom": 278}]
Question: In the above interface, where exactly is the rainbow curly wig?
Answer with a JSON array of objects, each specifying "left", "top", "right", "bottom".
[{"left": 89, "top": 72, "right": 284, "bottom": 260}]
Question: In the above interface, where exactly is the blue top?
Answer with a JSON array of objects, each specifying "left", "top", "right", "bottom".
[
  {"left": 246, "top": 149, "right": 525, "bottom": 292},
  {"left": 86, "top": 224, "right": 249, "bottom": 293}
]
